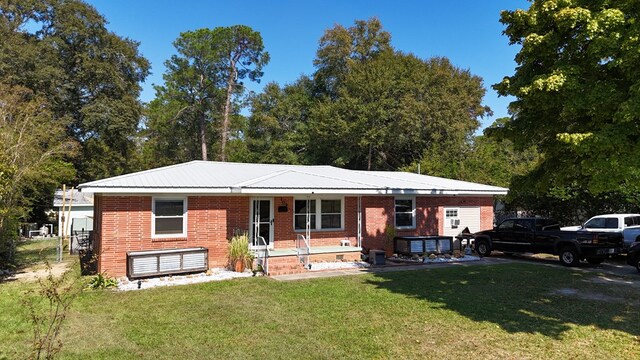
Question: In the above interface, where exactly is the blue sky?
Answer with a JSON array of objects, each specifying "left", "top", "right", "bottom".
[{"left": 88, "top": 0, "right": 530, "bottom": 131}]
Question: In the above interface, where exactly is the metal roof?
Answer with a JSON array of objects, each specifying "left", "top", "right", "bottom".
[
  {"left": 53, "top": 189, "right": 94, "bottom": 207},
  {"left": 78, "top": 161, "right": 508, "bottom": 196}
]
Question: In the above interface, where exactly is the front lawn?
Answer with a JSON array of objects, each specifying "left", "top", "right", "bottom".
[{"left": 1, "top": 262, "right": 638, "bottom": 359}]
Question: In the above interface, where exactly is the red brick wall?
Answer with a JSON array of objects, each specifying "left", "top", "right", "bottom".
[
  {"left": 95, "top": 194, "right": 495, "bottom": 277},
  {"left": 272, "top": 196, "right": 359, "bottom": 249},
  {"left": 97, "top": 195, "right": 249, "bottom": 277},
  {"left": 361, "top": 195, "right": 494, "bottom": 250}
]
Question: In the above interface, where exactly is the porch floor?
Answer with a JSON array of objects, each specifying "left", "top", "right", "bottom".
[{"left": 266, "top": 246, "right": 362, "bottom": 257}]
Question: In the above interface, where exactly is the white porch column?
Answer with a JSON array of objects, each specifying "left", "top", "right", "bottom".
[
  {"left": 305, "top": 197, "right": 311, "bottom": 246},
  {"left": 357, "top": 196, "right": 362, "bottom": 248}
]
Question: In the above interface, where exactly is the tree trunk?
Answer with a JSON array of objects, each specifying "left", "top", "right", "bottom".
[
  {"left": 221, "top": 58, "right": 237, "bottom": 162},
  {"left": 198, "top": 74, "right": 208, "bottom": 161},
  {"left": 367, "top": 143, "right": 372, "bottom": 171},
  {"left": 200, "top": 112, "right": 207, "bottom": 161}
]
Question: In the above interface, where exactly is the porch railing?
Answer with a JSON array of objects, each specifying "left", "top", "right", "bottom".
[
  {"left": 254, "top": 236, "right": 270, "bottom": 275},
  {"left": 296, "top": 234, "right": 310, "bottom": 268}
]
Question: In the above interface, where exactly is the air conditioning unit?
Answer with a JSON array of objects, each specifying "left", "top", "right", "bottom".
[{"left": 451, "top": 218, "right": 461, "bottom": 228}]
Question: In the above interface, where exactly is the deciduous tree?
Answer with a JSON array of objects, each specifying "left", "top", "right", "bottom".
[
  {"left": 494, "top": 0, "right": 640, "bottom": 195},
  {"left": 0, "top": 0, "right": 150, "bottom": 182},
  {"left": 0, "top": 85, "right": 75, "bottom": 264}
]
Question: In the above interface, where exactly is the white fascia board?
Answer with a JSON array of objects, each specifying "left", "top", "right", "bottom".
[{"left": 78, "top": 187, "right": 236, "bottom": 194}]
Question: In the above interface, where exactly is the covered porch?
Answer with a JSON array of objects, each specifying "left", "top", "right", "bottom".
[
  {"left": 249, "top": 195, "right": 365, "bottom": 275},
  {"left": 252, "top": 234, "right": 363, "bottom": 276}
]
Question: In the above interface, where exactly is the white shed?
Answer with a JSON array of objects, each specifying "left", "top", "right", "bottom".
[{"left": 53, "top": 189, "right": 94, "bottom": 237}]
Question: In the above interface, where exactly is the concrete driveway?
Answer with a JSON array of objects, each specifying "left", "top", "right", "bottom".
[
  {"left": 485, "top": 252, "right": 639, "bottom": 278},
  {"left": 273, "top": 253, "right": 639, "bottom": 281}
]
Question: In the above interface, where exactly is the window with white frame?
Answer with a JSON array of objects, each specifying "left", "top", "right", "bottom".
[
  {"left": 445, "top": 208, "right": 459, "bottom": 228},
  {"left": 445, "top": 208, "right": 459, "bottom": 218},
  {"left": 153, "top": 198, "right": 187, "bottom": 237},
  {"left": 294, "top": 198, "right": 342, "bottom": 230},
  {"left": 395, "top": 197, "right": 416, "bottom": 228},
  {"left": 294, "top": 199, "right": 316, "bottom": 230}
]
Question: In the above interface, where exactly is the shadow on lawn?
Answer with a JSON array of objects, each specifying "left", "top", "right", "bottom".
[{"left": 366, "top": 264, "right": 639, "bottom": 339}]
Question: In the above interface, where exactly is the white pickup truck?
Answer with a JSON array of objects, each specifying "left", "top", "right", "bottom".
[{"left": 561, "top": 214, "right": 640, "bottom": 251}]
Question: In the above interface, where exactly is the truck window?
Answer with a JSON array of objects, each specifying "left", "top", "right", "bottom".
[
  {"left": 584, "top": 217, "right": 619, "bottom": 229},
  {"left": 536, "top": 219, "right": 560, "bottom": 231},
  {"left": 624, "top": 216, "right": 640, "bottom": 227},
  {"left": 497, "top": 220, "right": 515, "bottom": 231},
  {"left": 604, "top": 218, "right": 618, "bottom": 229},
  {"left": 584, "top": 218, "right": 606, "bottom": 229},
  {"left": 515, "top": 219, "right": 533, "bottom": 231}
]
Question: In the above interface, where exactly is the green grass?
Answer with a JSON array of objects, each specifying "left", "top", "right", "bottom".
[
  {"left": 1, "top": 248, "right": 639, "bottom": 359},
  {"left": 12, "top": 238, "right": 68, "bottom": 268}
]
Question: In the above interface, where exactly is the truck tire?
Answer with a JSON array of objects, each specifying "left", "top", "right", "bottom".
[
  {"left": 586, "top": 257, "right": 604, "bottom": 265},
  {"left": 559, "top": 246, "right": 580, "bottom": 267},
  {"left": 635, "top": 256, "right": 640, "bottom": 273},
  {"left": 476, "top": 240, "right": 491, "bottom": 257}
]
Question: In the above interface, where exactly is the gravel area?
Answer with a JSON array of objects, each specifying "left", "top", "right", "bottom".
[
  {"left": 117, "top": 268, "right": 253, "bottom": 291},
  {"left": 308, "top": 261, "right": 370, "bottom": 271},
  {"left": 387, "top": 254, "right": 481, "bottom": 264},
  {"left": 422, "top": 255, "right": 481, "bottom": 263},
  {"left": 118, "top": 262, "right": 372, "bottom": 290},
  {"left": 116, "top": 257, "right": 480, "bottom": 291}
]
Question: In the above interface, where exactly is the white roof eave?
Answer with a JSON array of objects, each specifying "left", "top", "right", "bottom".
[{"left": 79, "top": 186, "right": 507, "bottom": 196}]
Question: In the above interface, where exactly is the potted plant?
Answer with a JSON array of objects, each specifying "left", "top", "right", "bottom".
[
  {"left": 384, "top": 224, "right": 396, "bottom": 257},
  {"left": 228, "top": 233, "right": 254, "bottom": 272}
]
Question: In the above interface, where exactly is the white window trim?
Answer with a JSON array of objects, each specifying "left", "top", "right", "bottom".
[
  {"left": 445, "top": 207, "right": 460, "bottom": 218},
  {"left": 293, "top": 197, "right": 345, "bottom": 232},
  {"left": 395, "top": 197, "right": 416, "bottom": 229},
  {"left": 152, "top": 196, "right": 188, "bottom": 238}
]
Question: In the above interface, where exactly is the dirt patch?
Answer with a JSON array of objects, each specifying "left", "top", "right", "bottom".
[
  {"left": 585, "top": 275, "right": 640, "bottom": 289},
  {"left": 5, "top": 261, "right": 72, "bottom": 282},
  {"left": 551, "top": 287, "right": 630, "bottom": 304}
]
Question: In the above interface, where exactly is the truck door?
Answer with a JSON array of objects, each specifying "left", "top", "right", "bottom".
[
  {"left": 492, "top": 219, "right": 515, "bottom": 251},
  {"left": 511, "top": 219, "right": 534, "bottom": 252}
]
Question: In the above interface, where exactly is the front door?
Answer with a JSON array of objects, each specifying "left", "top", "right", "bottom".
[{"left": 251, "top": 198, "right": 273, "bottom": 249}]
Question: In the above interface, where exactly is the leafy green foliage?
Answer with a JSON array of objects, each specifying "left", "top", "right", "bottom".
[
  {"left": 308, "top": 52, "right": 489, "bottom": 170},
  {"left": 215, "top": 25, "right": 269, "bottom": 161},
  {"left": 494, "top": 0, "right": 640, "bottom": 196},
  {"left": 86, "top": 273, "right": 118, "bottom": 290},
  {"left": 406, "top": 118, "right": 540, "bottom": 187},
  {"left": 227, "top": 233, "right": 253, "bottom": 271},
  {"left": 313, "top": 17, "right": 392, "bottom": 97},
  {"left": 0, "top": 0, "right": 150, "bottom": 183},
  {"left": 244, "top": 80, "right": 313, "bottom": 164},
  {"left": 0, "top": 85, "right": 75, "bottom": 266},
  {"left": 144, "top": 25, "right": 268, "bottom": 164},
  {"left": 22, "top": 261, "right": 83, "bottom": 360},
  {"left": 144, "top": 28, "right": 226, "bottom": 165},
  {"left": 248, "top": 18, "right": 490, "bottom": 172}
]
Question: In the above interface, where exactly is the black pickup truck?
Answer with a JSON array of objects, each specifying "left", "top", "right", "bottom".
[{"left": 473, "top": 218, "right": 624, "bottom": 266}]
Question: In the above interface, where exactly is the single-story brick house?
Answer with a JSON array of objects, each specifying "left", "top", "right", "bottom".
[{"left": 78, "top": 161, "right": 507, "bottom": 277}]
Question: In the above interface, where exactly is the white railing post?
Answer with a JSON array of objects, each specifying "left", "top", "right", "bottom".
[{"left": 357, "top": 196, "right": 362, "bottom": 248}]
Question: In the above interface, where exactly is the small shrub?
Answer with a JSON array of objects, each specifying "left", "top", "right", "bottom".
[
  {"left": 86, "top": 273, "right": 118, "bottom": 290},
  {"left": 22, "top": 261, "right": 83, "bottom": 360}
]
